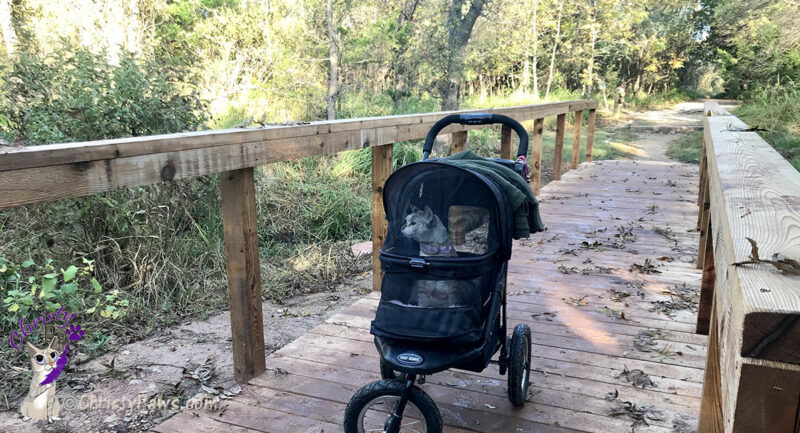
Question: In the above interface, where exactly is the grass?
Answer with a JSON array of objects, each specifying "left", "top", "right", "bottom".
[
  {"left": 666, "top": 131, "right": 703, "bottom": 164},
  {"left": 735, "top": 88, "right": 800, "bottom": 171}
]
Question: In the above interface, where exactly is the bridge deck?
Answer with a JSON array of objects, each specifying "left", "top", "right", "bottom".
[{"left": 154, "top": 158, "right": 705, "bottom": 433}]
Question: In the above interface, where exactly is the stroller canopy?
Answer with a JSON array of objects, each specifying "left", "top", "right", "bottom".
[{"left": 381, "top": 161, "right": 513, "bottom": 260}]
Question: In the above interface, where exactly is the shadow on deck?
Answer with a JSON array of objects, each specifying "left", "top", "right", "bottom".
[{"left": 154, "top": 158, "right": 705, "bottom": 433}]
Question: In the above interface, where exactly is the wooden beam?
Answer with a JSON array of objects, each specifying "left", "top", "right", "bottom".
[
  {"left": 698, "top": 301, "right": 724, "bottom": 433},
  {"left": 0, "top": 101, "right": 598, "bottom": 210},
  {"left": 696, "top": 174, "right": 711, "bottom": 269},
  {"left": 0, "top": 100, "right": 595, "bottom": 173},
  {"left": 697, "top": 137, "right": 708, "bottom": 230},
  {"left": 571, "top": 110, "right": 583, "bottom": 169},
  {"left": 450, "top": 131, "right": 467, "bottom": 155},
  {"left": 553, "top": 114, "right": 566, "bottom": 181},
  {"left": 530, "top": 118, "right": 544, "bottom": 195},
  {"left": 371, "top": 144, "right": 393, "bottom": 292},
  {"left": 219, "top": 168, "right": 266, "bottom": 382},
  {"left": 500, "top": 125, "right": 513, "bottom": 160},
  {"left": 696, "top": 220, "right": 715, "bottom": 335},
  {"left": 585, "top": 109, "right": 596, "bottom": 162}
]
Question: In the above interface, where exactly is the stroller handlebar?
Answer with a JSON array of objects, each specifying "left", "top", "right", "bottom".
[{"left": 422, "top": 113, "right": 529, "bottom": 160}]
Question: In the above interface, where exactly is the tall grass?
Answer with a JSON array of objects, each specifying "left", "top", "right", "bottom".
[{"left": 735, "top": 88, "right": 800, "bottom": 170}]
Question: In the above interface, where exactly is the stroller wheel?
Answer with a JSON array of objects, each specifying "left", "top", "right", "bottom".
[
  {"left": 344, "top": 379, "right": 442, "bottom": 433},
  {"left": 380, "top": 358, "right": 402, "bottom": 381},
  {"left": 507, "top": 323, "right": 532, "bottom": 407}
]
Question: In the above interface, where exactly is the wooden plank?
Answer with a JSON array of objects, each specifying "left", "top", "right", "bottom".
[
  {"left": 732, "top": 361, "right": 800, "bottom": 433},
  {"left": 219, "top": 168, "right": 266, "bottom": 382},
  {"left": 553, "top": 113, "right": 566, "bottom": 181},
  {"left": 697, "top": 220, "right": 715, "bottom": 335},
  {"left": 698, "top": 301, "right": 724, "bottom": 433},
  {"left": 571, "top": 110, "right": 583, "bottom": 169},
  {"left": 585, "top": 109, "right": 596, "bottom": 162},
  {"left": 152, "top": 414, "right": 262, "bottom": 433},
  {"left": 500, "top": 125, "right": 513, "bottom": 159},
  {"left": 530, "top": 118, "right": 544, "bottom": 195},
  {"left": 371, "top": 144, "right": 392, "bottom": 291},
  {"left": 696, "top": 175, "right": 711, "bottom": 269},
  {"left": 0, "top": 101, "right": 588, "bottom": 173},
  {"left": 450, "top": 130, "right": 467, "bottom": 154}
]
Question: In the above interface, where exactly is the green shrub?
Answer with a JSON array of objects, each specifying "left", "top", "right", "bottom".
[
  {"left": 666, "top": 131, "right": 703, "bottom": 164},
  {"left": 736, "top": 88, "right": 800, "bottom": 170}
]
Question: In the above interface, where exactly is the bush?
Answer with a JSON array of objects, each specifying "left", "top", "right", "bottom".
[
  {"left": 1, "top": 44, "right": 206, "bottom": 144},
  {"left": 736, "top": 87, "right": 800, "bottom": 170}
]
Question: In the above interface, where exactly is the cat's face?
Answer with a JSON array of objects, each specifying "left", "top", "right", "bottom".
[
  {"left": 26, "top": 337, "right": 60, "bottom": 374},
  {"left": 401, "top": 205, "right": 434, "bottom": 241}
]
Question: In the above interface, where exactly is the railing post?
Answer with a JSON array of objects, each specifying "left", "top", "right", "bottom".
[
  {"left": 500, "top": 125, "right": 512, "bottom": 160},
  {"left": 698, "top": 300, "right": 724, "bottom": 433},
  {"left": 696, "top": 219, "right": 715, "bottom": 335},
  {"left": 530, "top": 118, "right": 544, "bottom": 194},
  {"left": 571, "top": 110, "right": 583, "bottom": 169},
  {"left": 372, "top": 144, "right": 393, "bottom": 291},
  {"left": 696, "top": 165, "right": 711, "bottom": 269},
  {"left": 553, "top": 114, "right": 566, "bottom": 181},
  {"left": 585, "top": 109, "right": 596, "bottom": 162},
  {"left": 219, "top": 167, "right": 266, "bottom": 383},
  {"left": 450, "top": 131, "right": 467, "bottom": 155}
]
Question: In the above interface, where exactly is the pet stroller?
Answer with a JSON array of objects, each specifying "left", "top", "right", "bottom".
[{"left": 343, "top": 114, "right": 540, "bottom": 433}]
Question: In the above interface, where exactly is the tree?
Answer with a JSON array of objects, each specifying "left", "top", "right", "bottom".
[
  {"left": 326, "top": 0, "right": 340, "bottom": 119},
  {"left": 545, "top": 0, "right": 563, "bottom": 101},
  {"left": 438, "top": 0, "right": 489, "bottom": 110}
]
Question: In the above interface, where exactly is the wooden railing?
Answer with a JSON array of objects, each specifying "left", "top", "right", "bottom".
[
  {"left": 696, "top": 101, "right": 800, "bottom": 433},
  {"left": 0, "top": 100, "right": 596, "bottom": 382}
]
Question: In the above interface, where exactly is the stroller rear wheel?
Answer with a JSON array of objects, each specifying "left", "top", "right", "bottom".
[
  {"left": 344, "top": 379, "right": 442, "bottom": 433},
  {"left": 507, "top": 323, "right": 532, "bottom": 407}
]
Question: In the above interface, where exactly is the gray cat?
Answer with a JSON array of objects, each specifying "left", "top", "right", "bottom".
[
  {"left": 400, "top": 204, "right": 480, "bottom": 308},
  {"left": 20, "top": 337, "right": 62, "bottom": 422}
]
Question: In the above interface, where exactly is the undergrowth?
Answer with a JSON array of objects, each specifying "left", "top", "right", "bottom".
[
  {"left": 666, "top": 131, "right": 703, "bottom": 164},
  {"left": 735, "top": 88, "right": 800, "bottom": 171}
]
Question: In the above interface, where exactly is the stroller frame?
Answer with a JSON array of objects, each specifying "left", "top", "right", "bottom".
[{"left": 344, "top": 114, "right": 534, "bottom": 433}]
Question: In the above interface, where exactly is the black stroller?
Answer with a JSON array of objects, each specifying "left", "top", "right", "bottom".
[{"left": 343, "top": 114, "right": 538, "bottom": 433}]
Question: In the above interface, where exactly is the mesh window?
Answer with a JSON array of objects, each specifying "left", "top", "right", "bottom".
[
  {"left": 382, "top": 164, "right": 501, "bottom": 258},
  {"left": 371, "top": 267, "right": 493, "bottom": 344}
]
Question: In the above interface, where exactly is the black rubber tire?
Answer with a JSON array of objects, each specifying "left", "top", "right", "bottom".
[
  {"left": 344, "top": 379, "right": 442, "bottom": 433},
  {"left": 507, "top": 323, "right": 532, "bottom": 407},
  {"left": 380, "top": 358, "right": 402, "bottom": 381}
]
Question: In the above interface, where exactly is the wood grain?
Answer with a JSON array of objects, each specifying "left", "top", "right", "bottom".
[
  {"left": 553, "top": 113, "right": 566, "bottom": 181},
  {"left": 585, "top": 109, "right": 596, "bottom": 162},
  {"left": 530, "top": 118, "right": 545, "bottom": 194},
  {"left": 571, "top": 110, "right": 583, "bottom": 169},
  {"left": 450, "top": 130, "right": 467, "bottom": 154},
  {"left": 371, "top": 144, "right": 392, "bottom": 291},
  {"left": 500, "top": 125, "right": 513, "bottom": 159},
  {"left": 219, "top": 168, "right": 266, "bottom": 382}
]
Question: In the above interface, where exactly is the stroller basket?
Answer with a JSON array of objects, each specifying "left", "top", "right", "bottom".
[{"left": 371, "top": 253, "right": 499, "bottom": 345}]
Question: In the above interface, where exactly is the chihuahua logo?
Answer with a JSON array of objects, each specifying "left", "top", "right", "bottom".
[{"left": 20, "top": 324, "right": 84, "bottom": 422}]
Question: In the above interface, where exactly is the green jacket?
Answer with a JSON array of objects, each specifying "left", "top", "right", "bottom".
[{"left": 441, "top": 151, "right": 545, "bottom": 238}]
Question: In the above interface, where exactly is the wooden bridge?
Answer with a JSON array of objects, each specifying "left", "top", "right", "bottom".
[{"left": 1, "top": 100, "right": 798, "bottom": 432}]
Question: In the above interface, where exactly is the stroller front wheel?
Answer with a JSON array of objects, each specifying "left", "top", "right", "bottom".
[
  {"left": 344, "top": 379, "right": 442, "bottom": 433},
  {"left": 507, "top": 323, "right": 532, "bottom": 407}
]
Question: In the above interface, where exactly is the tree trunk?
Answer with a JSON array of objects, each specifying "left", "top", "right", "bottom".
[
  {"left": 326, "top": 0, "right": 339, "bottom": 120},
  {"left": 439, "top": 0, "right": 488, "bottom": 111},
  {"left": 585, "top": 26, "right": 598, "bottom": 96},
  {"left": 545, "top": 0, "right": 563, "bottom": 102},
  {"left": 0, "top": 0, "right": 17, "bottom": 56},
  {"left": 531, "top": 0, "right": 539, "bottom": 99}
]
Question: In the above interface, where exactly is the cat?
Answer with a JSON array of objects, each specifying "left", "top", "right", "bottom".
[
  {"left": 448, "top": 205, "right": 489, "bottom": 247},
  {"left": 401, "top": 204, "right": 482, "bottom": 308},
  {"left": 401, "top": 204, "right": 457, "bottom": 257},
  {"left": 20, "top": 337, "right": 62, "bottom": 422}
]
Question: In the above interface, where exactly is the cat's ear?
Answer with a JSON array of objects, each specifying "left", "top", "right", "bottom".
[
  {"left": 25, "top": 342, "right": 38, "bottom": 357},
  {"left": 48, "top": 336, "right": 60, "bottom": 351},
  {"left": 423, "top": 206, "right": 433, "bottom": 220},
  {"left": 409, "top": 204, "right": 420, "bottom": 213}
]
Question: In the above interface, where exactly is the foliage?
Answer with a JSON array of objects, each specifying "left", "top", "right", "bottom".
[
  {"left": 1, "top": 45, "right": 205, "bottom": 144},
  {"left": 736, "top": 88, "right": 800, "bottom": 171},
  {"left": 666, "top": 131, "right": 703, "bottom": 164}
]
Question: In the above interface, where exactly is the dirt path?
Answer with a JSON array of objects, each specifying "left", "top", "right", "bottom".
[{"left": 0, "top": 102, "right": 707, "bottom": 433}]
